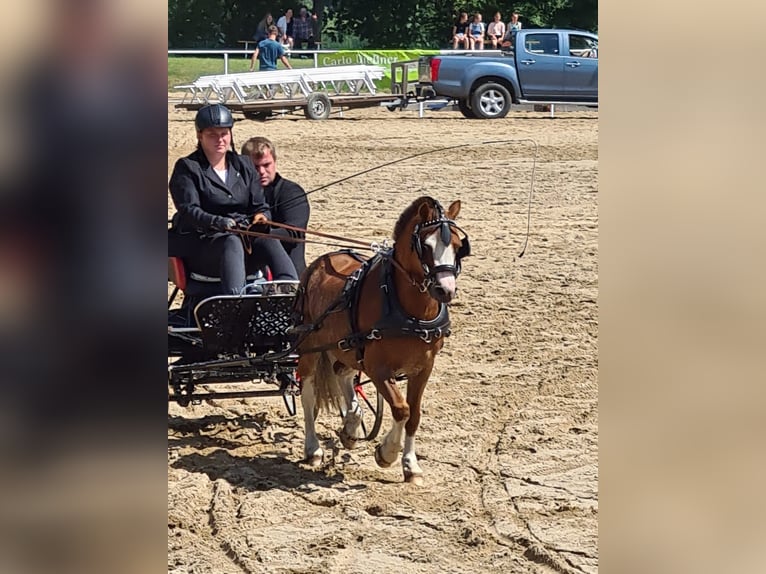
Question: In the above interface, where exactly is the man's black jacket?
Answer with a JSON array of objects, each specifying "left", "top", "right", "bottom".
[{"left": 264, "top": 173, "right": 310, "bottom": 275}]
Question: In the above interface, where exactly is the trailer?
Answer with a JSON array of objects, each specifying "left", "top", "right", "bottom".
[{"left": 172, "top": 62, "right": 457, "bottom": 120}]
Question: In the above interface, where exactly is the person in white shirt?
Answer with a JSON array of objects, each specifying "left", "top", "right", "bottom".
[
  {"left": 276, "top": 8, "right": 294, "bottom": 50},
  {"left": 468, "top": 13, "right": 485, "bottom": 50},
  {"left": 487, "top": 12, "right": 506, "bottom": 49}
]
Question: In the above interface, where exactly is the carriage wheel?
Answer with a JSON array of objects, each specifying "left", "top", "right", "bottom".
[
  {"left": 278, "top": 372, "right": 300, "bottom": 416},
  {"left": 283, "top": 393, "right": 297, "bottom": 416},
  {"left": 353, "top": 373, "right": 384, "bottom": 441}
]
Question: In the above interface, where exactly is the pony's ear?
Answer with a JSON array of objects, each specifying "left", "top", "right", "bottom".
[
  {"left": 447, "top": 200, "right": 462, "bottom": 219},
  {"left": 418, "top": 201, "right": 431, "bottom": 221}
]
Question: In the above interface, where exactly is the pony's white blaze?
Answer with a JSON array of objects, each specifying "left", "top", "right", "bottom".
[{"left": 424, "top": 229, "right": 457, "bottom": 295}]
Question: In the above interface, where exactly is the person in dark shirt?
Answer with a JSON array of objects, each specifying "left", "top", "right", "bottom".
[
  {"left": 253, "top": 12, "right": 277, "bottom": 43},
  {"left": 241, "top": 136, "right": 310, "bottom": 276},
  {"left": 168, "top": 104, "right": 298, "bottom": 294},
  {"left": 292, "top": 6, "right": 315, "bottom": 53},
  {"left": 452, "top": 12, "right": 470, "bottom": 49}
]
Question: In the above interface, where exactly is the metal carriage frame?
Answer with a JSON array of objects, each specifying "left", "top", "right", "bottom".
[{"left": 168, "top": 271, "right": 385, "bottom": 442}]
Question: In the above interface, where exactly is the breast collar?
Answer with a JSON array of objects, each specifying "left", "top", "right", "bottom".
[{"left": 340, "top": 248, "right": 452, "bottom": 364}]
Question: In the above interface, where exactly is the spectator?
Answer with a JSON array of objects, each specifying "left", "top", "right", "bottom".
[
  {"left": 292, "top": 7, "right": 315, "bottom": 56},
  {"left": 276, "top": 8, "right": 294, "bottom": 50},
  {"left": 501, "top": 12, "right": 522, "bottom": 50},
  {"left": 509, "top": 12, "right": 522, "bottom": 34},
  {"left": 250, "top": 25, "right": 292, "bottom": 72},
  {"left": 451, "top": 12, "right": 470, "bottom": 50},
  {"left": 468, "top": 13, "right": 485, "bottom": 50},
  {"left": 487, "top": 12, "right": 506, "bottom": 49},
  {"left": 241, "top": 137, "right": 310, "bottom": 275},
  {"left": 310, "top": 10, "right": 321, "bottom": 44},
  {"left": 253, "top": 12, "right": 277, "bottom": 43}
]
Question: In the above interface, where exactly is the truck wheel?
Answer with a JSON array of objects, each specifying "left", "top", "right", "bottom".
[
  {"left": 304, "top": 92, "right": 332, "bottom": 120},
  {"left": 470, "top": 83, "right": 511, "bottom": 119},
  {"left": 457, "top": 99, "right": 477, "bottom": 119}
]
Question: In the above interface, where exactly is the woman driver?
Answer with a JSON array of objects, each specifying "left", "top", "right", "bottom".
[{"left": 169, "top": 104, "right": 298, "bottom": 294}]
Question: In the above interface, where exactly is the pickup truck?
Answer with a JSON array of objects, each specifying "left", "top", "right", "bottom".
[{"left": 417, "top": 28, "right": 598, "bottom": 119}]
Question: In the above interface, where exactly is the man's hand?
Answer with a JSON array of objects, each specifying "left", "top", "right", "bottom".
[{"left": 252, "top": 212, "right": 268, "bottom": 225}]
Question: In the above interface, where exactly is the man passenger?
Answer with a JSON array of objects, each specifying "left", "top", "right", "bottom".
[{"left": 241, "top": 137, "right": 310, "bottom": 275}]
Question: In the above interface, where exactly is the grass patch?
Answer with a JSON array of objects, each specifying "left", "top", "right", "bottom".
[{"left": 168, "top": 56, "right": 320, "bottom": 90}]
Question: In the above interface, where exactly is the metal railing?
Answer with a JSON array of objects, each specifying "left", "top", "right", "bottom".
[
  {"left": 168, "top": 48, "right": 500, "bottom": 76},
  {"left": 168, "top": 49, "right": 331, "bottom": 73}
]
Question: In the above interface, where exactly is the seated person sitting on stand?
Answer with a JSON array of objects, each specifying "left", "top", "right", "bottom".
[
  {"left": 501, "top": 12, "right": 522, "bottom": 51},
  {"left": 292, "top": 7, "right": 316, "bottom": 56},
  {"left": 276, "top": 8, "right": 294, "bottom": 50},
  {"left": 253, "top": 12, "right": 276, "bottom": 43},
  {"left": 452, "top": 12, "right": 470, "bottom": 49},
  {"left": 241, "top": 137, "right": 310, "bottom": 276},
  {"left": 487, "top": 12, "right": 506, "bottom": 49},
  {"left": 250, "top": 25, "right": 292, "bottom": 72},
  {"left": 468, "top": 13, "right": 485, "bottom": 50},
  {"left": 168, "top": 104, "right": 298, "bottom": 296}
]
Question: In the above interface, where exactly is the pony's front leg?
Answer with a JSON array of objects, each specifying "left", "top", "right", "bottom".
[
  {"left": 299, "top": 370, "right": 323, "bottom": 466},
  {"left": 373, "top": 377, "right": 409, "bottom": 468},
  {"left": 376, "top": 417, "right": 407, "bottom": 468},
  {"left": 401, "top": 368, "right": 432, "bottom": 485},
  {"left": 402, "top": 435, "right": 423, "bottom": 485}
]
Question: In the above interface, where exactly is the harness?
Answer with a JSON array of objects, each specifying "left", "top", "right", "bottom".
[
  {"left": 411, "top": 206, "right": 471, "bottom": 290},
  {"left": 293, "top": 200, "right": 470, "bottom": 366},
  {"left": 294, "top": 248, "right": 452, "bottom": 366}
]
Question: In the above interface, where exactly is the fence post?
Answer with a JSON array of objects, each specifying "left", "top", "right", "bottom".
[{"left": 224, "top": 53, "right": 229, "bottom": 75}]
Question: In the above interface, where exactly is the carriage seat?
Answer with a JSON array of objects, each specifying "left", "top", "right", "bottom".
[{"left": 168, "top": 256, "right": 270, "bottom": 299}]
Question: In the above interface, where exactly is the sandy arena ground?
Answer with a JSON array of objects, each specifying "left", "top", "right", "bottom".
[{"left": 168, "top": 104, "right": 598, "bottom": 573}]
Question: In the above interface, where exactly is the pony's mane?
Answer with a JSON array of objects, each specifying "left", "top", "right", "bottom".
[{"left": 393, "top": 196, "right": 437, "bottom": 240}]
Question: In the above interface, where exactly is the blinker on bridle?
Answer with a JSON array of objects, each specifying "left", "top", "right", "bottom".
[{"left": 411, "top": 201, "right": 471, "bottom": 285}]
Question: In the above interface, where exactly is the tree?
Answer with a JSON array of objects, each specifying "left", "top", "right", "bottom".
[
  {"left": 327, "top": 0, "right": 596, "bottom": 48},
  {"left": 167, "top": 0, "right": 598, "bottom": 49}
]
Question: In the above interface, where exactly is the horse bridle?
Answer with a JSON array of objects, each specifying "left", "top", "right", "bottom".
[{"left": 411, "top": 201, "right": 471, "bottom": 290}]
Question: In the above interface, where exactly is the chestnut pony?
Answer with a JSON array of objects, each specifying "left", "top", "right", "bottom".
[{"left": 293, "top": 196, "right": 470, "bottom": 484}]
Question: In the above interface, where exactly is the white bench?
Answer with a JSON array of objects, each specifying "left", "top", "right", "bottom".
[{"left": 175, "top": 65, "right": 387, "bottom": 104}]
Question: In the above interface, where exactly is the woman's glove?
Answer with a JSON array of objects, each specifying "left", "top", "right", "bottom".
[{"left": 213, "top": 216, "right": 237, "bottom": 231}]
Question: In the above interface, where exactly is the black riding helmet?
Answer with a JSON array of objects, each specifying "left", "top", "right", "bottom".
[{"left": 195, "top": 104, "right": 234, "bottom": 131}]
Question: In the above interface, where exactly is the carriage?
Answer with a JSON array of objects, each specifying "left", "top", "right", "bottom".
[
  {"left": 167, "top": 263, "right": 385, "bottom": 441},
  {"left": 168, "top": 196, "right": 469, "bottom": 484}
]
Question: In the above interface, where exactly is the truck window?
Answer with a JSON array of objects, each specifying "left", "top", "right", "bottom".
[
  {"left": 569, "top": 34, "right": 598, "bottom": 58},
  {"left": 524, "top": 34, "right": 560, "bottom": 55}
]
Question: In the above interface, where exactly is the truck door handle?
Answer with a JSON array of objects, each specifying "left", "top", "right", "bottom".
[
  {"left": 566, "top": 61, "right": 581, "bottom": 67},
  {"left": 520, "top": 59, "right": 536, "bottom": 65}
]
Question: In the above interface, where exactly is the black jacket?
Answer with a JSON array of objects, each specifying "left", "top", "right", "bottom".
[
  {"left": 169, "top": 149, "right": 270, "bottom": 234},
  {"left": 263, "top": 173, "right": 310, "bottom": 274}
]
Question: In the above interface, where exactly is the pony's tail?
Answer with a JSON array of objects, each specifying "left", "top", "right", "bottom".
[{"left": 313, "top": 351, "right": 345, "bottom": 414}]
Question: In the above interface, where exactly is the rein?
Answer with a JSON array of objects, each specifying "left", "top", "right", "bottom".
[{"left": 229, "top": 220, "right": 382, "bottom": 255}]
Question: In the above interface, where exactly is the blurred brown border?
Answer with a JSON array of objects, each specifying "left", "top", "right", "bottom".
[
  {"left": 601, "top": 0, "right": 766, "bottom": 572},
  {"left": 0, "top": 1, "right": 169, "bottom": 573}
]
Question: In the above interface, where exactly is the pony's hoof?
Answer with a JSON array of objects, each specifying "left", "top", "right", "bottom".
[
  {"left": 374, "top": 445, "right": 394, "bottom": 468},
  {"left": 404, "top": 472, "right": 424, "bottom": 486},
  {"left": 304, "top": 453, "right": 323, "bottom": 467},
  {"left": 339, "top": 429, "right": 358, "bottom": 450}
]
